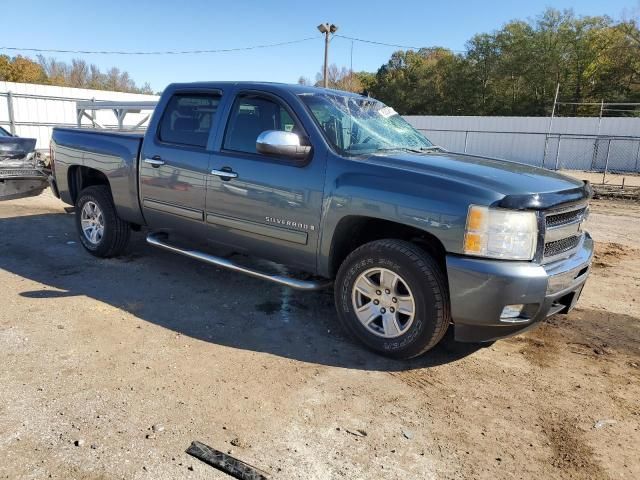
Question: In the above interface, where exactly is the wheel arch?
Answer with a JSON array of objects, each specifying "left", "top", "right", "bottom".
[
  {"left": 68, "top": 165, "right": 111, "bottom": 205},
  {"left": 327, "top": 215, "right": 448, "bottom": 278}
]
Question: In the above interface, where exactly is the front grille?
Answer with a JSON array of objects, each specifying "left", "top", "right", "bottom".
[
  {"left": 546, "top": 207, "right": 586, "bottom": 228},
  {"left": 544, "top": 235, "right": 581, "bottom": 258},
  {"left": 541, "top": 203, "right": 588, "bottom": 262}
]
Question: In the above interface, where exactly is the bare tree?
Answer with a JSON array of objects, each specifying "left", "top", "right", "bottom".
[
  {"left": 34, "top": 55, "right": 151, "bottom": 93},
  {"left": 69, "top": 59, "right": 89, "bottom": 88},
  {"left": 314, "top": 64, "right": 363, "bottom": 92}
]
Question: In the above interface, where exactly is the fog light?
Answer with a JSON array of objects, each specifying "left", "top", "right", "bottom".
[{"left": 500, "top": 304, "right": 525, "bottom": 320}]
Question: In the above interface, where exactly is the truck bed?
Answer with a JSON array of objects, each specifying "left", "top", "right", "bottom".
[
  {"left": 53, "top": 127, "right": 145, "bottom": 139},
  {"left": 51, "top": 127, "right": 145, "bottom": 225}
]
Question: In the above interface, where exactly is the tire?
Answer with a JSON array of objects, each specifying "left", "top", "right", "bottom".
[
  {"left": 334, "top": 239, "right": 450, "bottom": 359},
  {"left": 75, "top": 185, "right": 130, "bottom": 258}
]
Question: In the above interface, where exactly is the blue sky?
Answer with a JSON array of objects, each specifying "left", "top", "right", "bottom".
[{"left": 3, "top": 0, "right": 638, "bottom": 91}]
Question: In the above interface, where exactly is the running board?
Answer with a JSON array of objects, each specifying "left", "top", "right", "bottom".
[{"left": 146, "top": 232, "right": 332, "bottom": 291}]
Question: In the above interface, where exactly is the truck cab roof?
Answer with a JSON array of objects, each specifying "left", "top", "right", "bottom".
[{"left": 163, "top": 81, "right": 369, "bottom": 99}]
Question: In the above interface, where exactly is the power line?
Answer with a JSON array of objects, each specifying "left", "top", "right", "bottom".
[
  {"left": 335, "top": 33, "right": 639, "bottom": 54},
  {"left": 0, "top": 36, "right": 318, "bottom": 55},
  {"left": 334, "top": 34, "right": 467, "bottom": 53}
]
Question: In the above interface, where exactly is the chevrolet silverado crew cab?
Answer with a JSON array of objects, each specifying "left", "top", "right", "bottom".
[{"left": 48, "top": 82, "right": 593, "bottom": 359}]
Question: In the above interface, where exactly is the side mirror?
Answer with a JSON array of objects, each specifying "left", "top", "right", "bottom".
[{"left": 256, "top": 130, "right": 311, "bottom": 160}]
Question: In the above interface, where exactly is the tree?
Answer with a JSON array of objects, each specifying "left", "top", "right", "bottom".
[
  {"left": 0, "top": 55, "right": 11, "bottom": 80},
  {"left": 37, "top": 55, "right": 69, "bottom": 86},
  {"left": 370, "top": 48, "right": 463, "bottom": 114},
  {"left": 355, "top": 71, "right": 377, "bottom": 94},
  {"left": 301, "top": 8, "right": 640, "bottom": 116},
  {"left": 314, "top": 64, "right": 367, "bottom": 93},
  {"left": 0, "top": 55, "right": 46, "bottom": 83},
  {"left": 139, "top": 82, "right": 154, "bottom": 95},
  {"left": 87, "top": 64, "right": 105, "bottom": 90},
  {"left": 68, "top": 59, "right": 89, "bottom": 88},
  {"left": 0, "top": 54, "right": 153, "bottom": 93}
]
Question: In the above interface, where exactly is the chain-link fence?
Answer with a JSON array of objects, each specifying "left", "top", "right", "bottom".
[
  {"left": 415, "top": 128, "right": 640, "bottom": 179},
  {"left": 545, "top": 134, "right": 640, "bottom": 173}
]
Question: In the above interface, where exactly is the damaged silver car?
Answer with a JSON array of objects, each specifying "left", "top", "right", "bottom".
[{"left": 0, "top": 126, "right": 50, "bottom": 200}]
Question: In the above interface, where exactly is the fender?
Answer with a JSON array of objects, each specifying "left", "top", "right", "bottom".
[{"left": 316, "top": 159, "right": 502, "bottom": 277}]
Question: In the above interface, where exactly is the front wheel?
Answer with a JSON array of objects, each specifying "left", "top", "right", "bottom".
[
  {"left": 334, "top": 239, "right": 450, "bottom": 359},
  {"left": 75, "top": 185, "right": 130, "bottom": 258}
]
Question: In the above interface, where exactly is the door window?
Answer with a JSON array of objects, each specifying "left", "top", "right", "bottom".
[
  {"left": 223, "top": 95, "right": 301, "bottom": 154},
  {"left": 158, "top": 93, "right": 221, "bottom": 148}
]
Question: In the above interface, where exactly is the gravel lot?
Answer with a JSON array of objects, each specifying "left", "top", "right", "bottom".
[{"left": 1, "top": 192, "right": 638, "bottom": 480}]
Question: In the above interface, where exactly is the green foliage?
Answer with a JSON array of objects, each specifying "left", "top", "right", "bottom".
[
  {"left": 0, "top": 54, "right": 151, "bottom": 94},
  {"left": 325, "top": 8, "right": 640, "bottom": 116}
]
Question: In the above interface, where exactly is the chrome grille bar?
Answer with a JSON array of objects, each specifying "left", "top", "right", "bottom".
[{"left": 542, "top": 203, "right": 588, "bottom": 263}]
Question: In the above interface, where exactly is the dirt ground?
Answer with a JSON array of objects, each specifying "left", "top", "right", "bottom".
[{"left": 0, "top": 192, "right": 638, "bottom": 480}]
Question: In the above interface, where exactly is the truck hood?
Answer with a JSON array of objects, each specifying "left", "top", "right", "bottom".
[
  {"left": 0, "top": 136, "right": 48, "bottom": 201},
  {"left": 0, "top": 136, "right": 37, "bottom": 166},
  {"left": 367, "top": 151, "right": 585, "bottom": 197}
]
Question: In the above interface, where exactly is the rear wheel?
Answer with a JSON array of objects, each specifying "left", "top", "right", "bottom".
[
  {"left": 75, "top": 185, "right": 130, "bottom": 257},
  {"left": 335, "top": 239, "right": 450, "bottom": 359}
]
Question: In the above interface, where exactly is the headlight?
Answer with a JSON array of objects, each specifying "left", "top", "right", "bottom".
[{"left": 464, "top": 205, "right": 537, "bottom": 260}]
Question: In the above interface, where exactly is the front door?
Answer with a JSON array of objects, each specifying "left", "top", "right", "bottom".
[
  {"left": 139, "top": 91, "right": 222, "bottom": 238},
  {"left": 205, "top": 92, "right": 325, "bottom": 272}
]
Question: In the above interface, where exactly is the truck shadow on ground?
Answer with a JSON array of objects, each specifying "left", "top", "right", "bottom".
[{"left": 0, "top": 211, "right": 487, "bottom": 371}]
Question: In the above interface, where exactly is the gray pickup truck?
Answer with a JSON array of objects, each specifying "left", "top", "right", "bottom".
[{"left": 48, "top": 82, "right": 593, "bottom": 358}]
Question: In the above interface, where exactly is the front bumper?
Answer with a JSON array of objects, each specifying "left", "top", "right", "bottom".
[
  {"left": 0, "top": 172, "right": 49, "bottom": 201},
  {"left": 446, "top": 232, "right": 594, "bottom": 342}
]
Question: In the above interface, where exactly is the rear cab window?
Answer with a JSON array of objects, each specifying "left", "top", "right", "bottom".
[{"left": 158, "top": 93, "right": 221, "bottom": 148}]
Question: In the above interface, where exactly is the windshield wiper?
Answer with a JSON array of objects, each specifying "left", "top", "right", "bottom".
[
  {"left": 375, "top": 147, "right": 425, "bottom": 154},
  {"left": 375, "top": 146, "right": 446, "bottom": 155},
  {"left": 417, "top": 145, "right": 446, "bottom": 152}
]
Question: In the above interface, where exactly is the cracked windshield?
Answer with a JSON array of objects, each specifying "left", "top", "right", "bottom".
[{"left": 300, "top": 93, "right": 434, "bottom": 155}]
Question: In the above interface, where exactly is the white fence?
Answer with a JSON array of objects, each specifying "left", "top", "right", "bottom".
[
  {"left": 405, "top": 116, "right": 640, "bottom": 173},
  {"left": 0, "top": 81, "right": 159, "bottom": 149}
]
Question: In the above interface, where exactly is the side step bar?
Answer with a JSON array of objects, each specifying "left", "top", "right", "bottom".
[{"left": 146, "top": 232, "right": 332, "bottom": 291}]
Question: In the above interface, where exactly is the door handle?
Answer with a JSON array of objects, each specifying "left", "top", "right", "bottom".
[
  {"left": 211, "top": 167, "right": 238, "bottom": 180},
  {"left": 144, "top": 155, "right": 165, "bottom": 167}
]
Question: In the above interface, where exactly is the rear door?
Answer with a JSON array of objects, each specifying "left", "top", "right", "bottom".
[
  {"left": 204, "top": 90, "right": 326, "bottom": 272},
  {"left": 139, "top": 90, "right": 222, "bottom": 238}
]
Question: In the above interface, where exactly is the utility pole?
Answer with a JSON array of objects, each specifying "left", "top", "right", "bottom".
[
  {"left": 317, "top": 23, "right": 338, "bottom": 88},
  {"left": 542, "top": 82, "right": 560, "bottom": 168},
  {"left": 350, "top": 40, "right": 354, "bottom": 92}
]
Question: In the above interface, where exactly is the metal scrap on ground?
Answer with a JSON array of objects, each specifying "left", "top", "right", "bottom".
[{"left": 186, "top": 440, "right": 269, "bottom": 480}]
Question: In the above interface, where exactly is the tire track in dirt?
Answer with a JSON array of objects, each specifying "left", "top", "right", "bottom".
[
  {"left": 541, "top": 413, "right": 609, "bottom": 480},
  {"left": 387, "top": 369, "right": 444, "bottom": 391},
  {"left": 592, "top": 242, "right": 640, "bottom": 270},
  {"left": 511, "top": 323, "right": 561, "bottom": 368},
  {"left": 515, "top": 308, "right": 640, "bottom": 479},
  {"left": 509, "top": 324, "right": 610, "bottom": 478}
]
